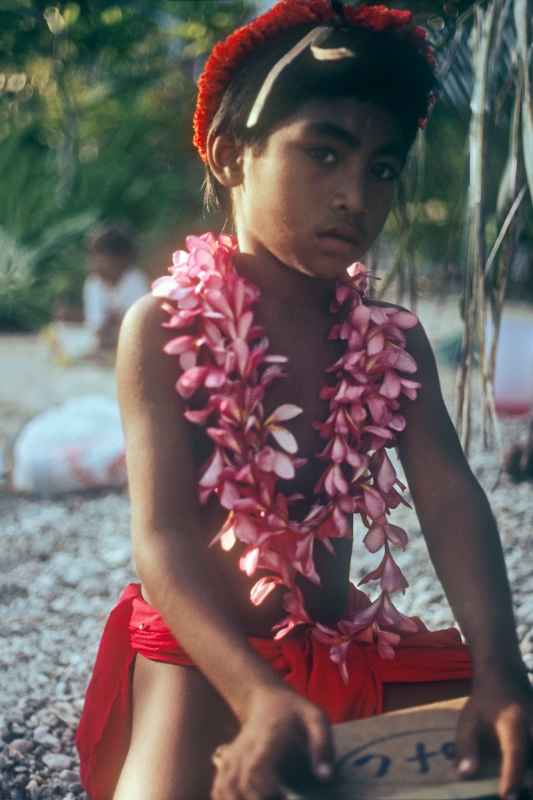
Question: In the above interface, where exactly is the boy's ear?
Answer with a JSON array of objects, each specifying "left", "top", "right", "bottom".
[{"left": 207, "top": 132, "right": 244, "bottom": 188}]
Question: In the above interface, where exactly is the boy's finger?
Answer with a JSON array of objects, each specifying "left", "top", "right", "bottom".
[
  {"left": 306, "top": 714, "right": 335, "bottom": 781},
  {"left": 455, "top": 709, "right": 481, "bottom": 777},
  {"left": 496, "top": 715, "right": 529, "bottom": 800},
  {"left": 244, "top": 767, "right": 282, "bottom": 799}
]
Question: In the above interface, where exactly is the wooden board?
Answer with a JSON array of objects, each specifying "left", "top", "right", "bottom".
[{"left": 287, "top": 697, "right": 533, "bottom": 799}]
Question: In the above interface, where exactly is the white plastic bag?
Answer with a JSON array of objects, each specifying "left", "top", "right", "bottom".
[
  {"left": 487, "top": 312, "right": 533, "bottom": 416},
  {"left": 12, "top": 395, "right": 126, "bottom": 495}
]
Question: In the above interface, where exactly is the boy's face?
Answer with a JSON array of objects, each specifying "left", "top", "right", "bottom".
[
  {"left": 88, "top": 251, "right": 129, "bottom": 285},
  {"left": 233, "top": 97, "right": 407, "bottom": 281}
]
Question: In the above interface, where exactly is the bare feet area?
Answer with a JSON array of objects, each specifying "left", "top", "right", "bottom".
[{"left": 1, "top": 298, "right": 532, "bottom": 799}]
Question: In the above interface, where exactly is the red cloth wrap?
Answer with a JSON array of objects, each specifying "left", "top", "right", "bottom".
[{"left": 76, "top": 583, "right": 471, "bottom": 799}]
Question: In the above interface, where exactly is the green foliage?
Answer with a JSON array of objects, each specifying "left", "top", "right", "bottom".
[
  {"left": 0, "top": 0, "right": 253, "bottom": 330},
  {"left": 0, "top": 0, "right": 524, "bottom": 334}
]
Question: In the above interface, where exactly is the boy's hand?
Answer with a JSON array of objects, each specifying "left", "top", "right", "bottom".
[
  {"left": 456, "top": 670, "right": 533, "bottom": 800},
  {"left": 211, "top": 686, "right": 334, "bottom": 800}
]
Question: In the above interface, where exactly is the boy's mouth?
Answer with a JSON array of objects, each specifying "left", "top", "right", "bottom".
[{"left": 316, "top": 226, "right": 361, "bottom": 251}]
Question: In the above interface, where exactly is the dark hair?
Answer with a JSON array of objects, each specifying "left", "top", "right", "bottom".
[
  {"left": 86, "top": 223, "right": 137, "bottom": 260},
  {"left": 204, "top": 24, "right": 436, "bottom": 212}
]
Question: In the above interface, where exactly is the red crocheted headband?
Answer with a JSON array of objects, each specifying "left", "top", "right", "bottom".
[{"left": 193, "top": 0, "right": 436, "bottom": 163}]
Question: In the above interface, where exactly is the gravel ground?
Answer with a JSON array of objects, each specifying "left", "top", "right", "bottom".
[{"left": 1, "top": 298, "right": 532, "bottom": 799}]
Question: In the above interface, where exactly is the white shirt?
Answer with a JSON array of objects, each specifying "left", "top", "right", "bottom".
[{"left": 83, "top": 268, "right": 148, "bottom": 332}]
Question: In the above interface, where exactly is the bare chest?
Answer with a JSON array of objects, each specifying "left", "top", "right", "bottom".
[{"left": 260, "top": 305, "right": 342, "bottom": 490}]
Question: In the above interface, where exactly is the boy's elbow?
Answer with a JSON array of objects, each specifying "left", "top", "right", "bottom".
[{"left": 131, "top": 521, "right": 197, "bottom": 586}]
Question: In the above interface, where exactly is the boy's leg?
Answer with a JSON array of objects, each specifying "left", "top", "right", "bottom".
[
  {"left": 113, "top": 654, "right": 239, "bottom": 800},
  {"left": 383, "top": 679, "right": 472, "bottom": 713}
]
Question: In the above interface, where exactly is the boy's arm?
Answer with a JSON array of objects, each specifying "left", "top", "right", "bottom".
[
  {"left": 116, "top": 295, "right": 334, "bottom": 795},
  {"left": 397, "top": 321, "right": 532, "bottom": 800}
]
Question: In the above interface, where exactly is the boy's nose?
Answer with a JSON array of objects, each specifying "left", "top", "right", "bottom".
[{"left": 331, "top": 176, "right": 368, "bottom": 217}]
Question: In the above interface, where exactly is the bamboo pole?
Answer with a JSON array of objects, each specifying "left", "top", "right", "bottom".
[
  {"left": 456, "top": 0, "right": 498, "bottom": 454},
  {"left": 514, "top": 0, "right": 533, "bottom": 203}
]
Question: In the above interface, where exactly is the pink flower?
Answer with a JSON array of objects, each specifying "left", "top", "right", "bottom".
[
  {"left": 152, "top": 276, "right": 194, "bottom": 302},
  {"left": 374, "top": 452, "right": 396, "bottom": 494},
  {"left": 329, "top": 640, "right": 352, "bottom": 684},
  {"left": 205, "top": 368, "right": 226, "bottom": 388},
  {"left": 390, "top": 310, "right": 418, "bottom": 330},
  {"left": 400, "top": 378, "right": 421, "bottom": 400},
  {"left": 367, "top": 330, "right": 385, "bottom": 355},
  {"left": 198, "top": 447, "right": 225, "bottom": 488},
  {"left": 379, "top": 369, "right": 402, "bottom": 399},
  {"left": 345, "top": 591, "right": 418, "bottom": 639},
  {"left": 207, "top": 427, "right": 241, "bottom": 453},
  {"left": 323, "top": 464, "right": 349, "bottom": 497},
  {"left": 219, "top": 481, "right": 240, "bottom": 509},
  {"left": 264, "top": 403, "right": 302, "bottom": 454},
  {"left": 361, "top": 485, "right": 386, "bottom": 519},
  {"left": 256, "top": 446, "right": 296, "bottom": 480},
  {"left": 176, "top": 366, "right": 208, "bottom": 398},
  {"left": 156, "top": 233, "right": 422, "bottom": 675},
  {"left": 162, "top": 307, "right": 202, "bottom": 329},
  {"left": 380, "top": 345, "right": 417, "bottom": 374},
  {"left": 367, "top": 395, "right": 389, "bottom": 425},
  {"left": 205, "top": 288, "right": 234, "bottom": 319},
  {"left": 351, "top": 304, "right": 371, "bottom": 335},
  {"left": 233, "top": 338, "right": 250, "bottom": 376},
  {"left": 163, "top": 334, "right": 196, "bottom": 356},
  {"left": 250, "top": 576, "right": 283, "bottom": 605},
  {"left": 240, "top": 546, "right": 259, "bottom": 576},
  {"left": 363, "top": 520, "right": 408, "bottom": 552},
  {"left": 272, "top": 586, "right": 311, "bottom": 639},
  {"left": 376, "top": 627, "right": 401, "bottom": 659},
  {"left": 359, "top": 551, "right": 408, "bottom": 594},
  {"left": 293, "top": 533, "right": 320, "bottom": 584}
]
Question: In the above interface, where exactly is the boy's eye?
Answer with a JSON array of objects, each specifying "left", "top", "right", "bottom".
[
  {"left": 372, "top": 162, "right": 401, "bottom": 181},
  {"left": 307, "top": 147, "right": 338, "bottom": 165}
]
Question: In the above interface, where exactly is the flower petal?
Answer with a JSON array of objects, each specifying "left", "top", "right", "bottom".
[
  {"left": 376, "top": 453, "right": 396, "bottom": 494},
  {"left": 220, "top": 481, "right": 240, "bottom": 509},
  {"left": 233, "top": 338, "right": 250, "bottom": 376},
  {"left": 272, "top": 451, "right": 296, "bottom": 480},
  {"left": 164, "top": 335, "right": 196, "bottom": 355},
  {"left": 362, "top": 485, "right": 386, "bottom": 518},
  {"left": 250, "top": 576, "right": 282, "bottom": 606},
  {"left": 390, "top": 310, "right": 418, "bottom": 329},
  {"left": 198, "top": 447, "right": 224, "bottom": 487},
  {"left": 363, "top": 523, "right": 386, "bottom": 553},
  {"left": 240, "top": 547, "right": 259, "bottom": 577},
  {"left": 176, "top": 366, "right": 208, "bottom": 398},
  {"left": 379, "top": 369, "right": 401, "bottom": 399},
  {"left": 205, "top": 369, "right": 226, "bottom": 389},
  {"left": 269, "top": 426, "right": 298, "bottom": 454},
  {"left": 220, "top": 527, "right": 236, "bottom": 551},
  {"left": 266, "top": 404, "right": 303, "bottom": 423},
  {"left": 381, "top": 554, "right": 409, "bottom": 593},
  {"left": 367, "top": 330, "right": 384, "bottom": 355}
]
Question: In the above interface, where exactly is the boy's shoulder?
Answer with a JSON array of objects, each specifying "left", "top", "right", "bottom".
[{"left": 119, "top": 293, "right": 173, "bottom": 367}]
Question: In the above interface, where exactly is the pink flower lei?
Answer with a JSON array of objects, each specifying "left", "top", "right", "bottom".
[{"left": 153, "top": 232, "right": 423, "bottom": 682}]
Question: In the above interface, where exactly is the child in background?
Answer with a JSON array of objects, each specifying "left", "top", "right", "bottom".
[
  {"left": 76, "top": 2, "right": 533, "bottom": 799},
  {"left": 83, "top": 224, "right": 148, "bottom": 351}
]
